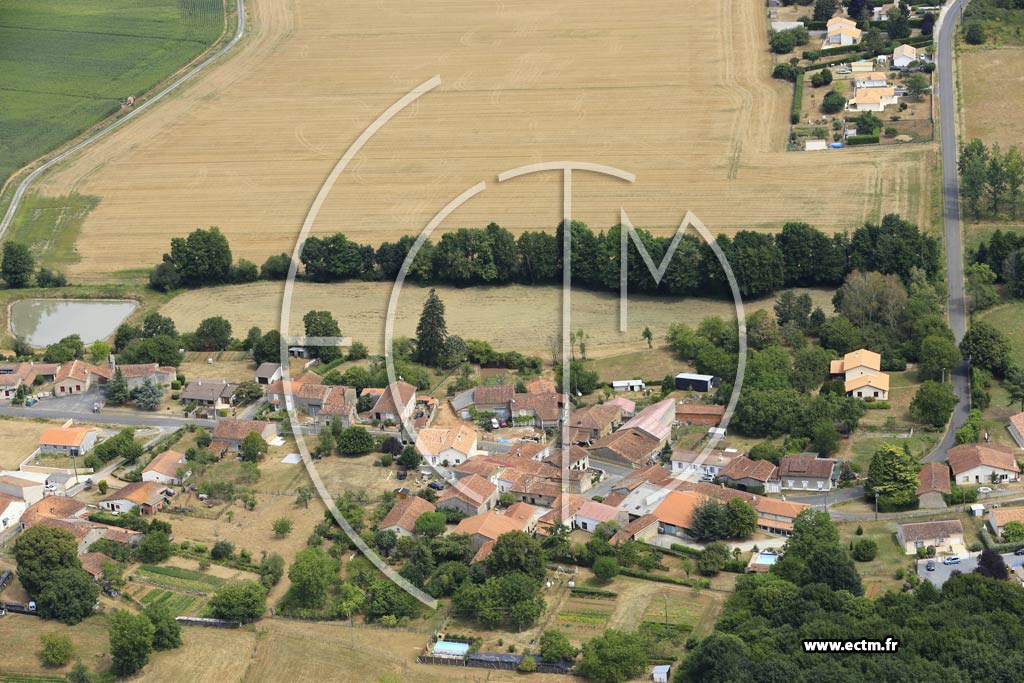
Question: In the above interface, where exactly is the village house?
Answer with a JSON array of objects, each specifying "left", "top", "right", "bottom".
[
  {"left": 253, "top": 362, "right": 284, "bottom": 385},
  {"left": 824, "top": 16, "right": 862, "bottom": 46},
  {"left": 602, "top": 465, "right": 674, "bottom": 508},
  {"left": 536, "top": 493, "right": 586, "bottom": 532},
  {"left": 916, "top": 461, "right": 951, "bottom": 509},
  {"left": 674, "top": 403, "right": 725, "bottom": 426},
  {"left": 436, "top": 474, "right": 498, "bottom": 516},
  {"left": 846, "top": 86, "right": 898, "bottom": 113},
  {"left": 210, "top": 419, "right": 276, "bottom": 454},
  {"left": 892, "top": 43, "right": 918, "bottom": 69},
  {"left": 415, "top": 425, "right": 478, "bottom": 467},
  {"left": 0, "top": 493, "right": 27, "bottom": 530},
  {"left": 672, "top": 481, "right": 810, "bottom": 536},
  {"left": 776, "top": 453, "right": 838, "bottom": 492},
  {"left": 453, "top": 457, "right": 506, "bottom": 481},
  {"left": 99, "top": 481, "right": 170, "bottom": 515},
  {"left": 716, "top": 456, "right": 778, "bottom": 491},
  {"left": 378, "top": 496, "right": 435, "bottom": 537},
  {"left": 54, "top": 360, "right": 110, "bottom": 395},
  {"left": 1008, "top": 411, "right": 1024, "bottom": 449},
  {"left": 896, "top": 519, "right": 965, "bottom": 555},
  {"left": 653, "top": 490, "right": 706, "bottom": 538},
  {"left": 588, "top": 428, "right": 662, "bottom": 468},
  {"left": 573, "top": 499, "right": 627, "bottom": 532},
  {"left": 567, "top": 404, "right": 621, "bottom": 442},
  {"left": 503, "top": 501, "right": 539, "bottom": 533},
  {"left": 542, "top": 445, "right": 590, "bottom": 472},
  {"left": 110, "top": 361, "right": 176, "bottom": 389},
  {"left": 294, "top": 383, "right": 332, "bottom": 416},
  {"left": 947, "top": 443, "right": 1020, "bottom": 485},
  {"left": 21, "top": 497, "right": 141, "bottom": 554},
  {"left": 142, "top": 449, "right": 188, "bottom": 486},
  {"left": 454, "top": 509, "right": 530, "bottom": 555},
  {"left": 370, "top": 381, "right": 417, "bottom": 424},
  {"left": 604, "top": 396, "right": 636, "bottom": 417},
  {"left": 38, "top": 426, "right": 98, "bottom": 456},
  {"left": 510, "top": 391, "right": 563, "bottom": 429},
  {"left": 0, "top": 362, "right": 37, "bottom": 399},
  {"left": 831, "top": 349, "right": 890, "bottom": 400},
  {"left": 609, "top": 513, "right": 660, "bottom": 545},
  {"left": 670, "top": 448, "right": 739, "bottom": 478},
  {"left": 180, "top": 379, "right": 237, "bottom": 414},
  {"left": 854, "top": 71, "right": 888, "bottom": 89},
  {"left": 316, "top": 387, "right": 358, "bottom": 431},
  {"left": 508, "top": 476, "right": 562, "bottom": 507},
  {"left": 988, "top": 506, "right": 1024, "bottom": 538},
  {"left": 0, "top": 473, "right": 45, "bottom": 505}
]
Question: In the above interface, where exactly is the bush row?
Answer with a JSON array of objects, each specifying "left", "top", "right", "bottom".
[
  {"left": 847, "top": 135, "right": 881, "bottom": 145},
  {"left": 791, "top": 73, "right": 805, "bottom": 124}
]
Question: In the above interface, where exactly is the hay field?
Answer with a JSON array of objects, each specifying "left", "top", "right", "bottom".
[
  {"left": 0, "top": 418, "right": 54, "bottom": 470},
  {"left": 961, "top": 48, "right": 1024, "bottom": 149},
  {"left": 160, "top": 281, "right": 835, "bottom": 357},
  {"left": 34, "top": 0, "right": 936, "bottom": 281}
]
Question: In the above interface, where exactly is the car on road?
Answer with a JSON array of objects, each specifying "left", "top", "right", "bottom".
[
  {"left": 428, "top": 481, "right": 445, "bottom": 491},
  {"left": 942, "top": 555, "right": 961, "bottom": 565},
  {"left": 1014, "top": 547, "right": 1024, "bottom": 556},
  {"left": 926, "top": 560, "right": 936, "bottom": 571}
]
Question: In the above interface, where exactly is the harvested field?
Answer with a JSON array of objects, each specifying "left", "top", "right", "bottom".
[
  {"left": 141, "top": 623, "right": 256, "bottom": 683},
  {"left": 33, "top": 0, "right": 936, "bottom": 281},
  {"left": 961, "top": 48, "right": 1024, "bottom": 152},
  {"left": 0, "top": 418, "right": 54, "bottom": 470},
  {"left": 160, "top": 281, "right": 836, "bottom": 357},
  {"left": 0, "top": 613, "right": 111, "bottom": 678}
]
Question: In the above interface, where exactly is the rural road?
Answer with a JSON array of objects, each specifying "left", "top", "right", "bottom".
[
  {"left": 0, "top": 0, "right": 247, "bottom": 236},
  {"left": 923, "top": 0, "right": 973, "bottom": 464},
  {"left": 0, "top": 404, "right": 215, "bottom": 430}
]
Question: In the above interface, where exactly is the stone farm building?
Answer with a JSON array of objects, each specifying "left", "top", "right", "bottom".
[{"left": 210, "top": 419, "right": 276, "bottom": 454}]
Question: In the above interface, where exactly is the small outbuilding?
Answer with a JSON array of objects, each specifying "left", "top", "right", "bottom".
[
  {"left": 653, "top": 664, "right": 671, "bottom": 683},
  {"left": 674, "top": 373, "right": 720, "bottom": 392},
  {"left": 612, "top": 379, "right": 645, "bottom": 393}
]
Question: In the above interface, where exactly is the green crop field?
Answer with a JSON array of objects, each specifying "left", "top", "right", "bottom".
[
  {"left": 139, "top": 587, "right": 199, "bottom": 615},
  {"left": 0, "top": 0, "right": 226, "bottom": 188},
  {"left": 133, "top": 564, "right": 226, "bottom": 594}
]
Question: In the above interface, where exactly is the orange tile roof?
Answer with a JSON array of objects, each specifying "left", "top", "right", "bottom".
[
  {"left": 898, "top": 519, "right": 963, "bottom": 542},
  {"left": 39, "top": 426, "right": 96, "bottom": 448},
  {"left": 845, "top": 373, "right": 890, "bottom": 392},
  {"left": 415, "top": 425, "right": 478, "bottom": 457},
  {"left": 212, "top": 419, "right": 273, "bottom": 442},
  {"left": 79, "top": 552, "right": 107, "bottom": 579},
  {"left": 454, "top": 510, "right": 523, "bottom": 540},
  {"left": 654, "top": 491, "right": 705, "bottom": 530},
  {"left": 524, "top": 377, "right": 557, "bottom": 394},
  {"left": 991, "top": 506, "right": 1024, "bottom": 529},
  {"left": 754, "top": 496, "right": 809, "bottom": 519},
  {"left": 437, "top": 474, "right": 496, "bottom": 507},
  {"left": 568, "top": 404, "right": 620, "bottom": 431},
  {"left": 472, "top": 540, "right": 496, "bottom": 563},
  {"left": 143, "top": 450, "right": 186, "bottom": 479},
  {"left": 589, "top": 428, "right": 662, "bottom": 466},
  {"left": 610, "top": 513, "right": 659, "bottom": 545},
  {"left": 503, "top": 502, "right": 537, "bottom": 526},
  {"left": 379, "top": 496, "right": 435, "bottom": 533},
  {"left": 103, "top": 481, "right": 168, "bottom": 506},
  {"left": 537, "top": 493, "right": 586, "bottom": 528},
  {"left": 947, "top": 443, "right": 1020, "bottom": 476},
  {"left": 454, "top": 457, "right": 505, "bottom": 478},
  {"left": 473, "top": 384, "right": 515, "bottom": 405}
]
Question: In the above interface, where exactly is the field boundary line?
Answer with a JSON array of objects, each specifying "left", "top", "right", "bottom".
[{"left": 0, "top": 0, "right": 247, "bottom": 236}]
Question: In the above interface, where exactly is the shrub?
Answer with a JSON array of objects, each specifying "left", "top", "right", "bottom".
[
  {"left": 39, "top": 633, "right": 74, "bottom": 667},
  {"left": 846, "top": 134, "right": 880, "bottom": 145},
  {"left": 97, "top": 480, "right": 108, "bottom": 494},
  {"left": 852, "top": 539, "right": 878, "bottom": 562},
  {"left": 211, "top": 540, "right": 235, "bottom": 560},
  {"left": 518, "top": 655, "right": 537, "bottom": 673},
  {"left": 791, "top": 73, "right": 805, "bottom": 124},
  {"left": 964, "top": 22, "right": 986, "bottom": 45},
  {"left": 884, "top": 126, "right": 898, "bottom": 137},
  {"left": 821, "top": 91, "right": 846, "bottom": 114}
]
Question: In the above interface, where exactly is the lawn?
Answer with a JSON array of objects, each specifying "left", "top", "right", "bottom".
[
  {"left": 844, "top": 432, "right": 940, "bottom": 474},
  {"left": 0, "top": 0, "right": 226, "bottom": 193},
  {"left": 0, "top": 612, "right": 110, "bottom": 678},
  {"left": 589, "top": 346, "right": 683, "bottom": 383},
  {"left": 836, "top": 520, "right": 912, "bottom": 596},
  {"left": 978, "top": 301, "right": 1024, "bottom": 368}
]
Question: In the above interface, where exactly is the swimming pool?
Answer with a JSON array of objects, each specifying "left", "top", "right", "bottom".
[{"left": 756, "top": 551, "right": 779, "bottom": 565}]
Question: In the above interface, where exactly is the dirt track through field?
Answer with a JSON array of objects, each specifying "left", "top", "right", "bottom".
[{"left": 36, "top": 0, "right": 937, "bottom": 281}]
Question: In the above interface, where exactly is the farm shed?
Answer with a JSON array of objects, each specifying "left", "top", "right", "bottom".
[
  {"left": 612, "top": 379, "right": 645, "bottom": 392},
  {"left": 804, "top": 139, "right": 828, "bottom": 151},
  {"left": 674, "top": 373, "right": 720, "bottom": 392},
  {"left": 653, "top": 664, "right": 672, "bottom": 682}
]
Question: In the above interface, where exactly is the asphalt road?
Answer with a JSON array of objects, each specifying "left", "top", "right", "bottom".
[
  {"left": 0, "top": 403, "right": 215, "bottom": 430},
  {"left": 0, "top": 0, "right": 247, "bottom": 236},
  {"left": 923, "top": 0, "right": 973, "bottom": 465}
]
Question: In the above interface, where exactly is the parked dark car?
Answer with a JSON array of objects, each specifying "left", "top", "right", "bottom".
[
  {"left": 397, "top": 470, "right": 407, "bottom": 480},
  {"left": 428, "top": 481, "right": 445, "bottom": 491},
  {"left": 1015, "top": 547, "right": 1024, "bottom": 556},
  {"left": 925, "top": 560, "right": 936, "bottom": 571}
]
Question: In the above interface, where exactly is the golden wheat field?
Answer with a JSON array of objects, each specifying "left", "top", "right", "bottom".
[
  {"left": 159, "top": 281, "right": 836, "bottom": 357},
  {"left": 961, "top": 47, "right": 1024, "bottom": 149},
  {"left": 34, "top": 0, "right": 936, "bottom": 281}
]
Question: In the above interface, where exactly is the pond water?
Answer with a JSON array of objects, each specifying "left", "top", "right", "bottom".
[{"left": 10, "top": 299, "right": 137, "bottom": 346}]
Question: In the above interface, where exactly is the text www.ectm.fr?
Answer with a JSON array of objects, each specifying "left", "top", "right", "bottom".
[{"left": 802, "top": 638, "right": 900, "bottom": 653}]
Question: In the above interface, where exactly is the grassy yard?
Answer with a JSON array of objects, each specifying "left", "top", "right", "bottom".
[
  {"left": 843, "top": 432, "right": 940, "bottom": 474},
  {"left": 589, "top": 346, "right": 683, "bottom": 383},
  {"left": 836, "top": 520, "right": 913, "bottom": 596},
  {"left": 0, "top": 612, "right": 110, "bottom": 678},
  {"left": 0, "top": 0, "right": 226, "bottom": 192},
  {"left": 979, "top": 301, "right": 1024, "bottom": 368}
]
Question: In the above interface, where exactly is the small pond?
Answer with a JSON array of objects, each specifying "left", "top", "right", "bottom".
[{"left": 10, "top": 299, "right": 137, "bottom": 346}]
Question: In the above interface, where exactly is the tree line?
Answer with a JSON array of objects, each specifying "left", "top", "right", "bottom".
[
  {"left": 149, "top": 215, "right": 940, "bottom": 302},
  {"left": 959, "top": 138, "right": 1024, "bottom": 220}
]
